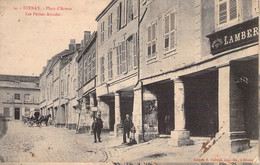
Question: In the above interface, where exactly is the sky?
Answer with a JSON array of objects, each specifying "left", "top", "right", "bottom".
[{"left": 0, "top": 0, "right": 110, "bottom": 76}]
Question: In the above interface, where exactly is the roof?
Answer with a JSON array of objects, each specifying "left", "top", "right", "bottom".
[
  {"left": 96, "top": 0, "right": 117, "bottom": 21},
  {"left": 0, "top": 74, "right": 39, "bottom": 83}
]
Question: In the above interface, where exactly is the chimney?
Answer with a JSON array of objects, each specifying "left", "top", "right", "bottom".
[
  {"left": 83, "top": 31, "right": 91, "bottom": 47},
  {"left": 76, "top": 43, "right": 81, "bottom": 50},
  {"left": 69, "top": 39, "right": 76, "bottom": 51}
]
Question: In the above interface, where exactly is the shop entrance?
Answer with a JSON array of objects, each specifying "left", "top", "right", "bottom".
[
  {"left": 120, "top": 91, "right": 134, "bottom": 124},
  {"left": 144, "top": 80, "right": 174, "bottom": 135},
  {"left": 183, "top": 70, "right": 218, "bottom": 137},
  {"left": 231, "top": 59, "right": 258, "bottom": 140},
  {"left": 14, "top": 108, "right": 20, "bottom": 120},
  {"left": 156, "top": 81, "right": 174, "bottom": 134}
]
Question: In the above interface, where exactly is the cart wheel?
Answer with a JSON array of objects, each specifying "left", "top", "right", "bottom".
[{"left": 27, "top": 121, "right": 33, "bottom": 127}]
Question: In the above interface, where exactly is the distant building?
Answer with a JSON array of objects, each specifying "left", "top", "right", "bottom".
[
  {"left": 39, "top": 40, "right": 81, "bottom": 128},
  {"left": 0, "top": 75, "right": 40, "bottom": 120}
]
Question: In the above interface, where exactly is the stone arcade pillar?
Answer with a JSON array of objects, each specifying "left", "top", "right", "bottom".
[
  {"left": 169, "top": 78, "right": 194, "bottom": 146},
  {"left": 217, "top": 65, "right": 250, "bottom": 153},
  {"left": 133, "top": 84, "right": 144, "bottom": 143},
  {"left": 114, "top": 92, "right": 121, "bottom": 137}
]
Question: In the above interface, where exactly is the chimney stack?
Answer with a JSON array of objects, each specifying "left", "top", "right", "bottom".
[
  {"left": 69, "top": 39, "right": 76, "bottom": 51},
  {"left": 76, "top": 43, "right": 81, "bottom": 50},
  {"left": 82, "top": 31, "right": 91, "bottom": 47}
]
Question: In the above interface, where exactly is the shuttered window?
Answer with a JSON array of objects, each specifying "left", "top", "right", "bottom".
[
  {"left": 100, "top": 57, "right": 105, "bottom": 83},
  {"left": 117, "top": 3, "right": 122, "bottom": 30},
  {"left": 147, "top": 22, "right": 156, "bottom": 59},
  {"left": 133, "top": 34, "right": 137, "bottom": 68},
  {"left": 117, "top": 44, "right": 122, "bottom": 75},
  {"left": 164, "top": 11, "right": 176, "bottom": 52},
  {"left": 101, "top": 21, "right": 105, "bottom": 43},
  {"left": 108, "top": 13, "right": 113, "bottom": 37},
  {"left": 217, "top": 0, "right": 238, "bottom": 26},
  {"left": 108, "top": 50, "right": 113, "bottom": 79},
  {"left": 92, "top": 50, "right": 96, "bottom": 77},
  {"left": 121, "top": 41, "right": 126, "bottom": 73},
  {"left": 117, "top": 41, "right": 127, "bottom": 75}
]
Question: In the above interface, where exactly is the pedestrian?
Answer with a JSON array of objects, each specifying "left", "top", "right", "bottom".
[
  {"left": 123, "top": 114, "right": 133, "bottom": 144},
  {"left": 92, "top": 113, "right": 103, "bottom": 143},
  {"left": 130, "top": 124, "right": 137, "bottom": 145}
]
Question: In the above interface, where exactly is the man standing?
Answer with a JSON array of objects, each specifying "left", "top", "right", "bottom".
[
  {"left": 92, "top": 113, "right": 103, "bottom": 143},
  {"left": 123, "top": 114, "right": 132, "bottom": 144}
]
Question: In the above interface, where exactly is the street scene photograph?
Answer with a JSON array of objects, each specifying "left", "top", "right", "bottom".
[{"left": 0, "top": 0, "right": 259, "bottom": 164}]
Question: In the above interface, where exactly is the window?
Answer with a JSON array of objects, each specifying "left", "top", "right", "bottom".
[
  {"left": 133, "top": 34, "right": 137, "bottom": 68},
  {"left": 100, "top": 56, "right": 105, "bottom": 83},
  {"left": 121, "top": 41, "right": 126, "bottom": 72},
  {"left": 4, "top": 107, "right": 10, "bottom": 118},
  {"left": 88, "top": 54, "right": 92, "bottom": 80},
  {"left": 108, "top": 13, "right": 113, "bottom": 37},
  {"left": 127, "top": 0, "right": 134, "bottom": 23},
  {"left": 164, "top": 11, "right": 176, "bottom": 52},
  {"left": 147, "top": 22, "right": 157, "bottom": 59},
  {"left": 92, "top": 50, "right": 96, "bottom": 77},
  {"left": 67, "top": 75, "right": 70, "bottom": 94},
  {"left": 117, "top": 43, "right": 122, "bottom": 75},
  {"left": 14, "top": 94, "right": 20, "bottom": 100},
  {"left": 78, "top": 60, "right": 83, "bottom": 88},
  {"left": 217, "top": 0, "right": 238, "bottom": 27},
  {"left": 84, "top": 56, "right": 88, "bottom": 83},
  {"left": 101, "top": 21, "right": 105, "bottom": 43},
  {"left": 5, "top": 93, "right": 11, "bottom": 102},
  {"left": 24, "top": 94, "right": 30, "bottom": 102},
  {"left": 126, "top": 34, "right": 137, "bottom": 71},
  {"left": 117, "top": 3, "right": 122, "bottom": 30},
  {"left": 61, "top": 80, "right": 64, "bottom": 96},
  {"left": 121, "top": 0, "right": 127, "bottom": 27},
  {"left": 117, "top": 41, "right": 127, "bottom": 75},
  {"left": 108, "top": 49, "right": 113, "bottom": 79}
]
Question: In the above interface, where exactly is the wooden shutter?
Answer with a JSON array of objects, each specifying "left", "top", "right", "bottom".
[
  {"left": 133, "top": 33, "right": 137, "bottom": 68},
  {"left": 117, "top": 46, "right": 120, "bottom": 75},
  {"left": 121, "top": 0, "right": 126, "bottom": 27},
  {"left": 122, "top": 41, "right": 126, "bottom": 73},
  {"left": 170, "top": 12, "right": 176, "bottom": 50},
  {"left": 147, "top": 26, "right": 151, "bottom": 58},
  {"left": 133, "top": 0, "right": 137, "bottom": 19},
  {"left": 108, "top": 15, "right": 110, "bottom": 37},
  {"left": 229, "top": 0, "right": 237, "bottom": 21},
  {"left": 219, "top": 1, "right": 227, "bottom": 24}
]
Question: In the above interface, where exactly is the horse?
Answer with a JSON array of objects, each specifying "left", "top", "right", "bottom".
[{"left": 39, "top": 114, "right": 51, "bottom": 126}]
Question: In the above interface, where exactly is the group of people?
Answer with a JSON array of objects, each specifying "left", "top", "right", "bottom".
[{"left": 91, "top": 113, "right": 136, "bottom": 145}]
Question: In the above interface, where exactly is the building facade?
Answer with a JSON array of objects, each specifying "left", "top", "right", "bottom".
[
  {"left": 0, "top": 75, "right": 40, "bottom": 120},
  {"left": 76, "top": 31, "right": 98, "bottom": 133},
  {"left": 94, "top": 0, "right": 259, "bottom": 153},
  {"left": 39, "top": 41, "right": 80, "bottom": 127},
  {"left": 135, "top": 0, "right": 259, "bottom": 152},
  {"left": 60, "top": 42, "right": 80, "bottom": 130},
  {"left": 96, "top": 0, "right": 139, "bottom": 136}
]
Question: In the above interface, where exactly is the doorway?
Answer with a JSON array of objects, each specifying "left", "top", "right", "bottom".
[{"left": 14, "top": 108, "right": 20, "bottom": 120}]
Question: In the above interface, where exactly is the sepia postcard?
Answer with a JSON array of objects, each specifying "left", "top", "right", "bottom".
[{"left": 0, "top": 0, "right": 259, "bottom": 164}]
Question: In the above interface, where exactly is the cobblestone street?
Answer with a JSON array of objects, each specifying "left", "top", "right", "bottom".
[{"left": 0, "top": 121, "right": 258, "bottom": 164}]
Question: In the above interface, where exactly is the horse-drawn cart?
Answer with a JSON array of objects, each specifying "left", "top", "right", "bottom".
[{"left": 22, "top": 110, "right": 51, "bottom": 127}]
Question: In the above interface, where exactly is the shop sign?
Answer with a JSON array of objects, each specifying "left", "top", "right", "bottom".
[{"left": 207, "top": 17, "right": 259, "bottom": 55}]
